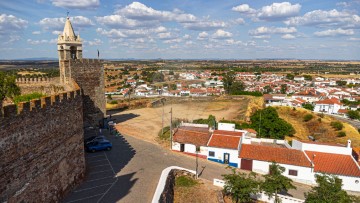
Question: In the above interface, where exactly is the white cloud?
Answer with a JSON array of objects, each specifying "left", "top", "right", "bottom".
[
  {"left": 314, "top": 28, "right": 354, "bottom": 37},
  {"left": 197, "top": 31, "right": 209, "bottom": 40},
  {"left": 86, "top": 38, "right": 103, "bottom": 46},
  {"left": 182, "top": 20, "right": 227, "bottom": 31},
  {"left": 158, "top": 32, "right": 175, "bottom": 39},
  {"left": 212, "top": 29, "right": 233, "bottom": 39},
  {"left": 249, "top": 26, "right": 297, "bottom": 35},
  {"left": 257, "top": 2, "right": 301, "bottom": 21},
  {"left": 52, "top": 30, "right": 62, "bottom": 35},
  {"left": 252, "top": 35, "right": 271, "bottom": 39},
  {"left": 51, "top": 0, "right": 100, "bottom": 9},
  {"left": 154, "top": 26, "right": 167, "bottom": 33},
  {"left": 183, "top": 34, "right": 191, "bottom": 39},
  {"left": 0, "top": 14, "right": 28, "bottom": 36},
  {"left": 232, "top": 4, "right": 256, "bottom": 14},
  {"left": 115, "top": 2, "right": 196, "bottom": 23},
  {"left": 285, "top": 9, "right": 360, "bottom": 28},
  {"left": 39, "top": 16, "right": 94, "bottom": 31},
  {"left": 233, "top": 18, "right": 245, "bottom": 25},
  {"left": 95, "top": 15, "right": 156, "bottom": 29},
  {"left": 349, "top": 37, "right": 360, "bottom": 41},
  {"left": 281, "top": 34, "right": 296, "bottom": 39},
  {"left": 27, "top": 38, "right": 57, "bottom": 45},
  {"left": 32, "top": 31, "right": 41, "bottom": 35},
  {"left": 225, "top": 39, "right": 243, "bottom": 45}
]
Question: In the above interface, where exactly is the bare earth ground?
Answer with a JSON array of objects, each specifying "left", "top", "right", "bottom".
[
  {"left": 115, "top": 99, "right": 251, "bottom": 144},
  {"left": 174, "top": 178, "right": 219, "bottom": 203},
  {"left": 277, "top": 106, "right": 360, "bottom": 147}
]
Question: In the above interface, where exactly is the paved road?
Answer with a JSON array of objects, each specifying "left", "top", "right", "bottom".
[{"left": 62, "top": 127, "right": 310, "bottom": 203}]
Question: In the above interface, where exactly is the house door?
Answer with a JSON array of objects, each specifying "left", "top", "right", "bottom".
[
  {"left": 180, "top": 144, "right": 185, "bottom": 152},
  {"left": 240, "top": 159, "right": 253, "bottom": 171},
  {"left": 224, "top": 153, "right": 230, "bottom": 164}
]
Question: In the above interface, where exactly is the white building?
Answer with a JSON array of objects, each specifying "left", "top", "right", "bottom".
[{"left": 314, "top": 98, "right": 343, "bottom": 114}]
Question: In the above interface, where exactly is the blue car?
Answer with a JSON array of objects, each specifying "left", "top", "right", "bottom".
[{"left": 86, "top": 140, "right": 112, "bottom": 152}]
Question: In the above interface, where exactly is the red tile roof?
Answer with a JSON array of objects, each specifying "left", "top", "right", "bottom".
[
  {"left": 315, "top": 98, "right": 341, "bottom": 105},
  {"left": 173, "top": 127, "right": 211, "bottom": 146},
  {"left": 244, "top": 128, "right": 257, "bottom": 134},
  {"left": 239, "top": 144, "right": 312, "bottom": 167},
  {"left": 208, "top": 132, "right": 242, "bottom": 149},
  {"left": 305, "top": 151, "right": 360, "bottom": 177}
]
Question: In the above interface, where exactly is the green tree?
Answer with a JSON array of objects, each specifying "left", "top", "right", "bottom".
[
  {"left": 170, "top": 83, "right": 177, "bottom": 90},
  {"left": 263, "top": 85, "right": 273, "bottom": 94},
  {"left": 222, "top": 168, "right": 260, "bottom": 203},
  {"left": 0, "top": 72, "right": 21, "bottom": 110},
  {"left": 336, "top": 81, "right": 347, "bottom": 86},
  {"left": 222, "top": 71, "right": 235, "bottom": 94},
  {"left": 347, "top": 110, "right": 360, "bottom": 120},
  {"left": 305, "top": 174, "right": 353, "bottom": 203},
  {"left": 250, "top": 107, "right": 295, "bottom": 139},
  {"left": 304, "top": 75, "right": 313, "bottom": 81},
  {"left": 303, "top": 114, "right": 314, "bottom": 122},
  {"left": 169, "top": 70, "right": 174, "bottom": 75},
  {"left": 286, "top": 74, "right": 294, "bottom": 80},
  {"left": 302, "top": 103, "right": 315, "bottom": 111},
  {"left": 152, "top": 72, "right": 165, "bottom": 82},
  {"left": 193, "top": 115, "right": 216, "bottom": 128},
  {"left": 280, "top": 84, "right": 287, "bottom": 94},
  {"left": 230, "top": 81, "right": 245, "bottom": 95},
  {"left": 261, "top": 162, "right": 296, "bottom": 203}
]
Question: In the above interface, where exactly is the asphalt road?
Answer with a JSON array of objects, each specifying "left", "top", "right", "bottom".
[{"left": 62, "top": 127, "right": 311, "bottom": 203}]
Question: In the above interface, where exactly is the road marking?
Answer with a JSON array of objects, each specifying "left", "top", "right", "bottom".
[
  {"left": 96, "top": 178, "right": 119, "bottom": 203},
  {"left": 87, "top": 176, "right": 114, "bottom": 182},
  {"left": 88, "top": 164, "right": 110, "bottom": 168},
  {"left": 89, "top": 169, "right": 113, "bottom": 175},
  {"left": 64, "top": 193, "right": 104, "bottom": 203},
  {"left": 87, "top": 159, "right": 107, "bottom": 163},
  {"left": 103, "top": 152, "right": 116, "bottom": 175},
  {"left": 74, "top": 183, "right": 114, "bottom": 193},
  {"left": 86, "top": 154, "right": 106, "bottom": 159}
]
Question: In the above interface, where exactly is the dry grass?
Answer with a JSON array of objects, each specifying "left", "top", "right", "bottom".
[
  {"left": 114, "top": 99, "right": 251, "bottom": 144},
  {"left": 17, "top": 71, "right": 46, "bottom": 75},
  {"left": 245, "top": 96, "right": 264, "bottom": 120},
  {"left": 174, "top": 178, "right": 220, "bottom": 203},
  {"left": 276, "top": 106, "right": 360, "bottom": 147}
]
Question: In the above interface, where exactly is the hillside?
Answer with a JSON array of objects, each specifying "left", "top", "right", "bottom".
[{"left": 276, "top": 106, "right": 360, "bottom": 147}]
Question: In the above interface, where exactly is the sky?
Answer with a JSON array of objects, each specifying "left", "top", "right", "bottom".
[{"left": 0, "top": 0, "right": 360, "bottom": 60}]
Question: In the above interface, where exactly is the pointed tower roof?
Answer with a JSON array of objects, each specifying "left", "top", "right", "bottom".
[{"left": 63, "top": 17, "right": 76, "bottom": 38}]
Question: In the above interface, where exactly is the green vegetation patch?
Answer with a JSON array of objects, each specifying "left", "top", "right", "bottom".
[
  {"left": 13, "top": 92, "right": 45, "bottom": 104},
  {"left": 176, "top": 176, "right": 198, "bottom": 187},
  {"left": 330, "top": 121, "right": 344, "bottom": 131}
]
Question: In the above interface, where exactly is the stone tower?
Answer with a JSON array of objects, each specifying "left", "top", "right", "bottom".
[
  {"left": 57, "top": 17, "right": 82, "bottom": 84},
  {"left": 58, "top": 17, "right": 105, "bottom": 127}
]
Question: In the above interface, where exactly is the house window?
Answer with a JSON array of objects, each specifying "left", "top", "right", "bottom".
[
  {"left": 289, "top": 170, "right": 298, "bottom": 176},
  {"left": 209, "top": 151, "right": 215, "bottom": 157}
]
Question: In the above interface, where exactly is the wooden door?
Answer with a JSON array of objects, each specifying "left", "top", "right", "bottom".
[{"left": 240, "top": 159, "right": 253, "bottom": 171}]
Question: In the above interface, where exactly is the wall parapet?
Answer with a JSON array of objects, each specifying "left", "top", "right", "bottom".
[
  {"left": 1, "top": 80, "right": 81, "bottom": 118},
  {"left": 16, "top": 77, "right": 53, "bottom": 83}
]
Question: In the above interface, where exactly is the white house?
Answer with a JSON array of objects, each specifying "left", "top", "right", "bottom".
[
  {"left": 172, "top": 123, "right": 210, "bottom": 159},
  {"left": 207, "top": 130, "right": 244, "bottom": 167},
  {"left": 294, "top": 76, "right": 305, "bottom": 81},
  {"left": 314, "top": 97, "right": 343, "bottom": 114}
]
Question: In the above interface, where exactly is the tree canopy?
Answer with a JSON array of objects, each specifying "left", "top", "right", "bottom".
[
  {"left": 305, "top": 174, "right": 355, "bottom": 203},
  {"left": 222, "top": 168, "right": 260, "bottom": 203},
  {"left": 0, "top": 72, "right": 20, "bottom": 103},
  {"left": 347, "top": 110, "right": 360, "bottom": 120},
  {"left": 250, "top": 107, "right": 295, "bottom": 139},
  {"left": 261, "top": 162, "right": 296, "bottom": 203}
]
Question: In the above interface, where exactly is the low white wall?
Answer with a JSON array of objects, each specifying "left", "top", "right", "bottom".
[
  {"left": 213, "top": 179, "right": 305, "bottom": 203},
  {"left": 152, "top": 166, "right": 196, "bottom": 203},
  {"left": 333, "top": 175, "right": 360, "bottom": 192},
  {"left": 292, "top": 140, "right": 352, "bottom": 155},
  {"left": 208, "top": 147, "right": 239, "bottom": 165},
  {"left": 218, "top": 123, "right": 235, "bottom": 131}
]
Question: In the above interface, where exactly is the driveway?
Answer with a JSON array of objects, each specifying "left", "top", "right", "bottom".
[{"left": 62, "top": 125, "right": 311, "bottom": 202}]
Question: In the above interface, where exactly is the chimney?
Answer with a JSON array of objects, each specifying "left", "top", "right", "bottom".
[{"left": 347, "top": 140, "right": 351, "bottom": 148}]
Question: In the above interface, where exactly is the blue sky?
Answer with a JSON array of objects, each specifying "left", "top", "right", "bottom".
[{"left": 0, "top": 0, "right": 360, "bottom": 60}]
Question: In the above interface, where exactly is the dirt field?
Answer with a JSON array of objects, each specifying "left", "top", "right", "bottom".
[
  {"left": 277, "top": 107, "right": 360, "bottom": 147},
  {"left": 114, "top": 98, "right": 253, "bottom": 144},
  {"left": 174, "top": 178, "right": 220, "bottom": 203}
]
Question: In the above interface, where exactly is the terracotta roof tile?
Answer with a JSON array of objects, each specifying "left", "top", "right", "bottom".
[
  {"left": 173, "top": 127, "right": 211, "bottom": 146},
  {"left": 315, "top": 98, "right": 341, "bottom": 105},
  {"left": 208, "top": 134, "right": 241, "bottom": 149},
  {"left": 239, "top": 144, "right": 311, "bottom": 167},
  {"left": 305, "top": 151, "right": 360, "bottom": 177},
  {"left": 213, "top": 130, "right": 243, "bottom": 137}
]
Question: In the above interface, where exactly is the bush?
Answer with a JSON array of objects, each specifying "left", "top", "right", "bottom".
[
  {"left": 13, "top": 92, "right": 45, "bottom": 104},
  {"left": 317, "top": 113, "right": 324, "bottom": 118},
  {"left": 302, "top": 103, "right": 315, "bottom": 111},
  {"left": 303, "top": 114, "right": 314, "bottom": 122},
  {"left": 330, "top": 121, "right": 344, "bottom": 131},
  {"left": 317, "top": 118, "right": 322, "bottom": 122},
  {"left": 176, "top": 176, "right": 197, "bottom": 187},
  {"left": 337, "top": 131, "right": 346, "bottom": 137},
  {"left": 109, "top": 100, "right": 118, "bottom": 104}
]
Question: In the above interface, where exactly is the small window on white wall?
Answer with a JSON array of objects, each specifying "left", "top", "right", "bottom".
[
  {"left": 356, "top": 180, "right": 359, "bottom": 184},
  {"left": 209, "top": 151, "right": 215, "bottom": 157},
  {"left": 289, "top": 170, "right": 298, "bottom": 176}
]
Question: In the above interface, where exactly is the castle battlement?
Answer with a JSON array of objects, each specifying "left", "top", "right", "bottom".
[
  {"left": 16, "top": 77, "right": 52, "bottom": 83},
  {"left": 1, "top": 81, "right": 81, "bottom": 118}
]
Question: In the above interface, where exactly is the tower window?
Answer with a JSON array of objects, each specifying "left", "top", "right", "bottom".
[{"left": 70, "top": 46, "right": 77, "bottom": 59}]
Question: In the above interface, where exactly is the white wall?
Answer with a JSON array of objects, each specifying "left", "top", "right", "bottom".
[
  {"left": 208, "top": 147, "right": 239, "bottom": 165},
  {"left": 292, "top": 140, "right": 352, "bottom": 155},
  {"left": 218, "top": 123, "right": 235, "bottom": 131},
  {"left": 172, "top": 142, "right": 208, "bottom": 157},
  {"left": 251, "top": 160, "right": 315, "bottom": 185},
  {"left": 336, "top": 175, "right": 360, "bottom": 192}
]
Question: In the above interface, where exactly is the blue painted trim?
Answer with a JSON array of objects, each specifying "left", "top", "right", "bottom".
[
  {"left": 208, "top": 158, "right": 238, "bottom": 168},
  {"left": 229, "top": 162, "right": 238, "bottom": 167}
]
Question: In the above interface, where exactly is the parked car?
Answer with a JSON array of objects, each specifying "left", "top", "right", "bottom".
[
  {"left": 86, "top": 141, "right": 112, "bottom": 152},
  {"left": 84, "top": 136, "right": 107, "bottom": 145}
]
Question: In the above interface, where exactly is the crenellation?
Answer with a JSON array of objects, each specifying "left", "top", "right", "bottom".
[
  {"left": 31, "top": 99, "right": 41, "bottom": 110},
  {"left": 3, "top": 105, "right": 17, "bottom": 117},
  {"left": 18, "top": 102, "right": 30, "bottom": 113},
  {"left": 62, "top": 92, "right": 68, "bottom": 101}
]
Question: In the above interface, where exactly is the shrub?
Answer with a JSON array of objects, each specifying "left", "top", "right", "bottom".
[
  {"left": 337, "top": 131, "right": 346, "bottom": 137},
  {"left": 330, "top": 121, "right": 344, "bottom": 131},
  {"left": 109, "top": 100, "right": 118, "bottom": 104},
  {"left": 176, "top": 176, "right": 197, "bottom": 187},
  {"left": 317, "top": 113, "right": 324, "bottom": 118},
  {"left": 13, "top": 92, "right": 45, "bottom": 104},
  {"left": 317, "top": 118, "right": 322, "bottom": 123},
  {"left": 302, "top": 103, "right": 315, "bottom": 111},
  {"left": 303, "top": 114, "right": 314, "bottom": 122}
]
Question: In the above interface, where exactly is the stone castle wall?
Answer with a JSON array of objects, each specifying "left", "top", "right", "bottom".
[
  {"left": 66, "top": 59, "right": 106, "bottom": 127},
  {"left": 0, "top": 82, "right": 85, "bottom": 202}
]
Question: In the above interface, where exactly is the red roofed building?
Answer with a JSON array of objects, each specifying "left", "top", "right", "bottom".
[
  {"left": 207, "top": 130, "right": 244, "bottom": 167},
  {"left": 314, "top": 97, "right": 344, "bottom": 114}
]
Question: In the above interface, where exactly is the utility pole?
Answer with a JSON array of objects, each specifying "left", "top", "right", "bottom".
[
  {"left": 169, "top": 107, "right": 173, "bottom": 150},
  {"left": 195, "top": 148, "right": 198, "bottom": 179},
  {"left": 161, "top": 99, "right": 164, "bottom": 136},
  {"left": 259, "top": 111, "right": 262, "bottom": 137}
]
